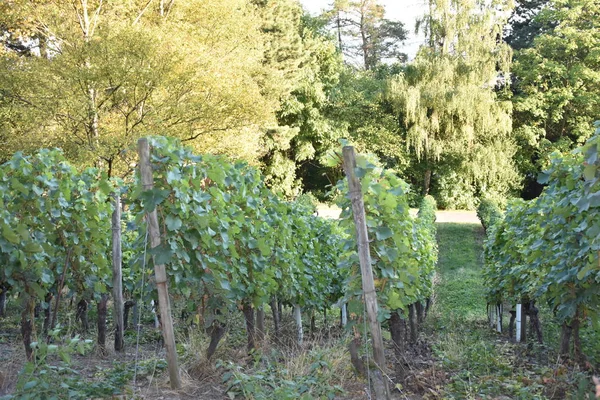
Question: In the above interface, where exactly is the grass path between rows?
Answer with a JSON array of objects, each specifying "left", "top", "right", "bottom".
[{"left": 426, "top": 223, "right": 592, "bottom": 399}]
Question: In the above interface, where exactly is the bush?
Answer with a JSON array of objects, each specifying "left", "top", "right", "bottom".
[
  {"left": 477, "top": 196, "right": 504, "bottom": 233},
  {"left": 417, "top": 195, "right": 437, "bottom": 230}
]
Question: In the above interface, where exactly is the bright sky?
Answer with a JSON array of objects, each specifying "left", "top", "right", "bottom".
[{"left": 299, "top": 0, "right": 428, "bottom": 59}]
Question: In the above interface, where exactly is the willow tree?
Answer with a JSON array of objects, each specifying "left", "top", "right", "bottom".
[
  {"left": 388, "top": 0, "right": 520, "bottom": 206},
  {"left": 0, "top": 0, "right": 276, "bottom": 175}
]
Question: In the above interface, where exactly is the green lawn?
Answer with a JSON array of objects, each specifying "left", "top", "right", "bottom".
[{"left": 428, "top": 223, "right": 595, "bottom": 400}]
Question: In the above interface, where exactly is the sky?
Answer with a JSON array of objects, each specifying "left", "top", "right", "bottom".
[{"left": 299, "top": 0, "right": 428, "bottom": 60}]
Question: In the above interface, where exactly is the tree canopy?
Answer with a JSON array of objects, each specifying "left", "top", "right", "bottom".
[{"left": 388, "top": 0, "right": 520, "bottom": 207}]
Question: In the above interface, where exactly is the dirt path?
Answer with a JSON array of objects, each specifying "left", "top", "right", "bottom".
[
  {"left": 316, "top": 204, "right": 480, "bottom": 225},
  {"left": 434, "top": 210, "right": 479, "bottom": 224}
]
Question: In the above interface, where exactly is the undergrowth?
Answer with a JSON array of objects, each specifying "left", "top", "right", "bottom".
[{"left": 427, "top": 223, "right": 599, "bottom": 399}]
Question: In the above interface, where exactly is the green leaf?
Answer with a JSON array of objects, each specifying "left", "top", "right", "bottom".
[
  {"left": 2, "top": 224, "right": 20, "bottom": 245},
  {"left": 537, "top": 172, "right": 550, "bottom": 184},
  {"left": 23, "top": 380, "right": 38, "bottom": 390},
  {"left": 139, "top": 189, "right": 170, "bottom": 212},
  {"left": 152, "top": 244, "right": 174, "bottom": 265},
  {"left": 165, "top": 215, "right": 183, "bottom": 231},
  {"left": 375, "top": 226, "right": 393, "bottom": 241},
  {"left": 257, "top": 239, "right": 271, "bottom": 257},
  {"left": 583, "top": 164, "right": 597, "bottom": 180},
  {"left": 24, "top": 242, "right": 43, "bottom": 253}
]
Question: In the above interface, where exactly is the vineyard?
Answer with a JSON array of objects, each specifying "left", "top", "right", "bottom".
[
  {"left": 483, "top": 123, "right": 600, "bottom": 362},
  {"left": 0, "top": 137, "right": 439, "bottom": 399}
]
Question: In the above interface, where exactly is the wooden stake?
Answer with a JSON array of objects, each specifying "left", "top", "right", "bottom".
[
  {"left": 138, "top": 138, "right": 181, "bottom": 390},
  {"left": 112, "top": 193, "right": 125, "bottom": 352},
  {"left": 342, "top": 146, "right": 390, "bottom": 400}
]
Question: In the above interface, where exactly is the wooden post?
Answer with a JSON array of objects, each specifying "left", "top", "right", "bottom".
[
  {"left": 138, "top": 138, "right": 181, "bottom": 390},
  {"left": 112, "top": 193, "right": 125, "bottom": 352},
  {"left": 342, "top": 146, "right": 390, "bottom": 400}
]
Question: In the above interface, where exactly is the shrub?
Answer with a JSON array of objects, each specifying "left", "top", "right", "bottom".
[{"left": 477, "top": 196, "right": 504, "bottom": 233}]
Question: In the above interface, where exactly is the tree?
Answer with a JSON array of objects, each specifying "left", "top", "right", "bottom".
[
  {"left": 504, "top": 0, "right": 554, "bottom": 51},
  {"left": 0, "top": 0, "right": 278, "bottom": 175},
  {"left": 511, "top": 0, "right": 600, "bottom": 195},
  {"left": 388, "top": 0, "right": 520, "bottom": 207},
  {"left": 325, "top": 0, "right": 408, "bottom": 69}
]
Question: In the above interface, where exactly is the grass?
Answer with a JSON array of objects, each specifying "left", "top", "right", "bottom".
[{"left": 427, "top": 223, "right": 597, "bottom": 400}]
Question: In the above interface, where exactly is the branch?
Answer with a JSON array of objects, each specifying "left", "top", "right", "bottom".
[{"left": 133, "top": 0, "right": 154, "bottom": 25}]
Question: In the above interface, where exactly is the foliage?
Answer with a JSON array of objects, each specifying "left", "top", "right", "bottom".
[
  {"left": 0, "top": 0, "right": 282, "bottom": 173},
  {"left": 1, "top": 329, "right": 166, "bottom": 400},
  {"left": 512, "top": 0, "right": 600, "bottom": 184},
  {"left": 432, "top": 223, "right": 599, "bottom": 399},
  {"left": 504, "top": 0, "right": 553, "bottom": 51},
  {"left": 389, "top": 0, "right": 520, "bottom": 202},
  {"left": 477, "top": 196, "right": 505, "bottom": 232},
  {"left": 334, "top": 150, "right": 437, "bottom": 317},
  {"left": 219, "top": 350, "right": 344, "bottom": 400},
  {"left": 0, "top": 149, "right": 112, "bottom": 305},
  {"left": 130, "top": 137, "right": 346, "bottom": 329},
  {"left": 260, "top": 7, "right": 346, "bottom": 198},
  {"left": 483, "top": 123, "right": 600, "bottom": 323},
  {"left": 323, "top": 0, "right": 408, "bottom": 69}
]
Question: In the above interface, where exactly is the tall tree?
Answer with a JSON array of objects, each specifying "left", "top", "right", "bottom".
[
  {"left": 389, "top": 0, "right": 519, "bottom": 206},
  {"left": 325, "top": 0, "right": 408, "bottom": 69},
  {"left": 511, "top": 0, "right": 600, "bottom": 195},
  {"left": 0, "top": 0, "right": 278, "bottom": 175},
  {"left": 504, "top": 0, "right": 553, "bottom": 51}
]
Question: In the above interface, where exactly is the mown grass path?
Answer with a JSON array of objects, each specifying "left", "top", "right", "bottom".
[{"left": 428, "top": 223, "right": 594, "bottom": 399}]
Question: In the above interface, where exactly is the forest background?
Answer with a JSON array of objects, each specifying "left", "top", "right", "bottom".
[{"left": 1, "top": 0, "right": 599, "bottom": 209}]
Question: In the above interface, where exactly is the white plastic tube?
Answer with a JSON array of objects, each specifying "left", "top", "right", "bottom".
[{"left": 516, "top": 304, "right": 522, "bottom": 342}]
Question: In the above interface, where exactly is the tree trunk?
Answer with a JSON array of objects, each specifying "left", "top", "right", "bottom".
[
  {"left": 310, "top": 310, "right": 316, "bottom": 335},
  {"left": 21, "top": 295, "right": 35, "bottom": 360},
  {"left": 0, "top": 285, "right": 7, "bottom": 318},
  {"left": 256, "top": 307, "right": 265, "bottom": 344},
  {"left": 270, "top": 297, "right": 280, "bottom": 337},
  {"left": 336, "top": 11, "right": 343, "bottom": 52},
  {"left": 408, "top": 303, "right": 418, "bottom": 343},
  {"left": 97, "top": 294, "right": 109, "bottom": 354},
  {"left": 559, "top": 321, "right": 572, "bottom": 357},
  {"left": 206, "top": 321, "right": 225, "bottom": 360},
  {"left": 423, "top": 169, "right": 432, "bottom": 195},
  {"left": 424, "top": 297, "right": 432, "bottom": 320},
  {"left": 349, "top": 335, "right": 366, "bottom": 377},
  {"left": 341, "top": 303, "right": 347, "bottom": 327},
  {"left": 389, "top": 311, "right": 405, "bottom": 356},
  {"left": 415, "top": 302, "right": 424, "bottom": 325},
  {"left": 528, "top": 302, "right": 543, "bottom": 344},
  {"left": 76, "top": 298, "right": 89, "bottom": 333},
  {"left": 509, "top": 310, "right": 516, "bottom": 341},
  {"left": 43, "top": 293, "right": 52, "bottom": 336},
  {"left": 242, "top": 302, "right": 255, "bottom": 351},
  {"left": 572, "top": 308, "right": 584, "bottom": 366},
  {"left": 124, "top": 300, "right": 136, "bottom": 330}
]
